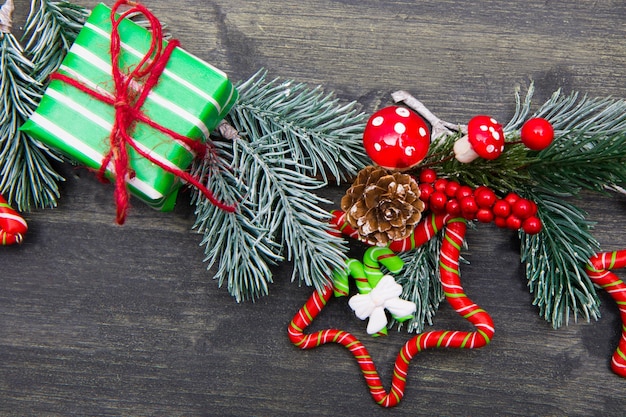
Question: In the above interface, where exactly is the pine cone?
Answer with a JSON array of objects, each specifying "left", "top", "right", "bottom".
[{"left": 341, "top": 166, "right": 425, "bottom": 246}]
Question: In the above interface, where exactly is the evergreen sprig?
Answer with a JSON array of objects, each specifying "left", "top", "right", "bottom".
[
  {"left": 192, "top": 71, "right": 369, "bottom": 301},
  {"left": 529, "top": 130, "right": 626, "bottom": 196},
  {"left": 520, "top": 190, "right": 600, "bottom": 328},
  {"left": 23, "top": 0, "right": 88, "bottom": 81},
  {"left": 192, "top": 141, "right": 283, "bottom": 302},
  {"left": 230, "top": 70, "right": 369, "bottom": 183},
  {"left": 394, "top": 236, "right": 444, "bottom": 333},
  {"left": 0, "top": 22, "right": 62, "bottom": 210}
]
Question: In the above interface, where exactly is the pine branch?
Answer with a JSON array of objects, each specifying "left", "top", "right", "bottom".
[
  {"left": 192, "top": 141, "right": 284, "bottom": 302},
  {"left": 232, "top": 70, "right": 369, "bottom": 183},
  {"left": 520, "top": 190, "right": 600, "bottom": 328},
  {"left": 0, "top": 25, "right": 62, "bottom": 210},
  {"left": 394, "top": 236, "right": 444, "bottom": 333},
  {"left": 533, "top": 90, "right": 626, "bottom": 136},
  {"left": 528, "top": 131, "right": 626, "bottom": 196},
  {"left": 22, "top": 0, "right": 88, "bottom": 81},
  {"left": 228, "top": 134, "right": 347, "bottom": 291},
  {"left": 192, "top": 71, "right": 368, "bottom": 300}
]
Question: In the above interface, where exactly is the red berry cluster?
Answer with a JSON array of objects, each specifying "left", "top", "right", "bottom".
[{"left": 417, "top": 169, "right": 542, "bottom": 234}]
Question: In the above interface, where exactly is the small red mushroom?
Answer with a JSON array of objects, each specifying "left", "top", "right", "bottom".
[
  {"left": 363, "top": 106, "right": 431, "bottom": 170},
  {"left": 453, "top": 115, "right": 505, "bottom": 163}
]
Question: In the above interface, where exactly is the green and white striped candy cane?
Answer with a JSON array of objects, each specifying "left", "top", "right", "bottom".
[{"left": 332, "top": 247, "right": 410, "bottom": 336}]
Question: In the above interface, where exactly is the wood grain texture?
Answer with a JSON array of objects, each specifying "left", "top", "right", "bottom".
[{"left": 3, "top": 0, "right": 626, "bottom": 415}]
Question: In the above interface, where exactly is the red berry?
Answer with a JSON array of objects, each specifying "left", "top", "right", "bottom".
[
  {"left": 494, "top": 216, "right": 507, "bottom": 228},
  {"left": 429, "top": 191, "right": 448, "bottom": 213},
  {"left": 455, "top": 185, "right": 474, "bottom": 201},
  {"left": 513, "top": 199, "right": 534, "bottom": 219},
  {"left": 522, "top": 216, "right": 542, "bottom": 234},
  {"left": 446, "top": 199, "right": 461, "bottom": 216},
  {"left": 504, "top": 192, "right": 520, "bottom": 206},
  {"left": 474, "top": 186, "right": 490, "bottom": 197},
  {"left": 434, "top": 178, "right": 448, "bottom": 192},
  {"left": 445, "top": 181, "right": 461, "bottom": 198},
  {"left": 475, "top": 188, "right": 497, "bottom": 208},
  {"left": 419, "top": 183, "right": 434, "bottom": 202},
  {"left": 476, "top": 208, "right": 494, "bottom": 223},
  {"left": 492, "top": 200, "right": 511, "bottom": 218},
  {"left": 419, "top": 168, "right": 437, "bottom": 184},
  {"left": 520, "top": 117, "right": 554, "bottom": 151},
  {"left": 460, "top": 196, "right": 478, "bottom": 215},
  {"left": 506, "top": 215, "right": 522, "bottom": 230}
]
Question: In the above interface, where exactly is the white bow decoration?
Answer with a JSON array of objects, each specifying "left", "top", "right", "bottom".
[{"left": 348, "top": 275, "right": 417, "bottom": 334}]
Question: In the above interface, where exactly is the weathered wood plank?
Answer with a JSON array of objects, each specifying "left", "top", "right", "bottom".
[{"left": 2, "top": 0, "right": 626, "bottom": 415}]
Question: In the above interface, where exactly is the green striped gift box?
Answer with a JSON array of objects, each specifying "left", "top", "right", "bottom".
[{"left": 21, "top": 3, "right": 238, "bottom": 211}]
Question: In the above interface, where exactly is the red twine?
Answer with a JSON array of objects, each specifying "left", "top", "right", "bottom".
[{"left": 50, "top": 0, "right": 236, "bottom": 224}]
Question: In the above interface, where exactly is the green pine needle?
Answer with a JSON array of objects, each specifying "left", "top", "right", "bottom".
[
  {"left": 534, "top": 90, "right": 626, "bottom": 136},
  {"left": 231, "top": 70, "right": 369, "bottom": 183},
  {"left": 520, "top": 191, "right": 600, "bottom": 328},
  {"left": 229, "top": 135, "right": 347, "bottom": 291},
  {"left": 192, "top": 142, "right": 284, "bottom": 302},
  {"left": 0, "top": 32, "right": 62, "bottom": 210},
  {"left": 529, "top": 130, "right": 626, "bottom": 196},
  {"left": 192, "top": 71, "right": 368, "bottom": 300},
  {"left": 22, "top": 0, "right": 88, "bottom": 81},
  {"left": 394, "top": 236, "right": 445, "bottom": 333}
]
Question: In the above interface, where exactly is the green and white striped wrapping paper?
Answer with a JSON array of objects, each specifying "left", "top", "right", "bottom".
[{"left": 21, "top": 3, "right": 238, "bottom": 211}]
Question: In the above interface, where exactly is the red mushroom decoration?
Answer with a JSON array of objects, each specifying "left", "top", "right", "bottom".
[
  {"left": 363, "top": 106, "right": 430, "bottom": 170},
  {"left": 453, "top": 115, "right": 505, "bottom": 163}
]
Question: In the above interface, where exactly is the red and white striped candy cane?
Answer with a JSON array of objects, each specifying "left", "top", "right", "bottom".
[
  {"left": 586, "top": 250, "right": 626, "bottom": 377},
  {"left": 289, "top": 214, "right": 495, "bottom": 407},
  {"left": 0, "top": 194, "right": 27, "bottom": 245}
]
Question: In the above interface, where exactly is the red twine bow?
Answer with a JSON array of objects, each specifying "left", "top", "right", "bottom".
[{"left": 50, "top": 0, "right": 236, "bottom": 224}]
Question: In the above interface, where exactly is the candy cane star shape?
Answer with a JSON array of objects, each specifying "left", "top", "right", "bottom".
[
  {"left": 0, "top": 194, "right": 27, "bottom": 245},
  {"left": 586, "top": 250, "right": 626, "bottom": 377},
  {"left": 289, "top": 214, "right": 495, "bottom": 407}
]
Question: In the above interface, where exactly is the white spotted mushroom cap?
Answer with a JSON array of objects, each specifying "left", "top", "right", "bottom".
[
  {"left": 363, "top": 106, "right": 431, "bottom": 170},
  {"left": 465, "top": 115, "right": 505, "bottom": 160}
]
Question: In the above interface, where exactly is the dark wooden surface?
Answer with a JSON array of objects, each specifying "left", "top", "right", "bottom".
[{"left": 3, "top": 0, "right": 626, "bottom": 415}]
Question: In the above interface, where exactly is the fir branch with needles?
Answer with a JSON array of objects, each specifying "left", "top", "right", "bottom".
[
  {"left": 528, "top": 130, "right": 626, "bottom": 196},
  {"left": 192, "top": 141, "right": 284, "bottom": 302},
  {"left": 23, "top": 0, "right": 88, "bottom": 81},
  {"left": 520, "top": 190, "right": 600, "bottom": 328},
  {"left": 394, "top": 236, "right": 444, "bottom": 333},
  {"left": 230, "top": 70, "right": 369, "bottom": 183},
  {"left": 230, "top": 135, "right": 347, "bottom": 291},
  {"left": 0, "top": 0, "right": 63, "bottom": 210},
  {"left": 192, "top": 71, "right": 368, "bottom": 301}
]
